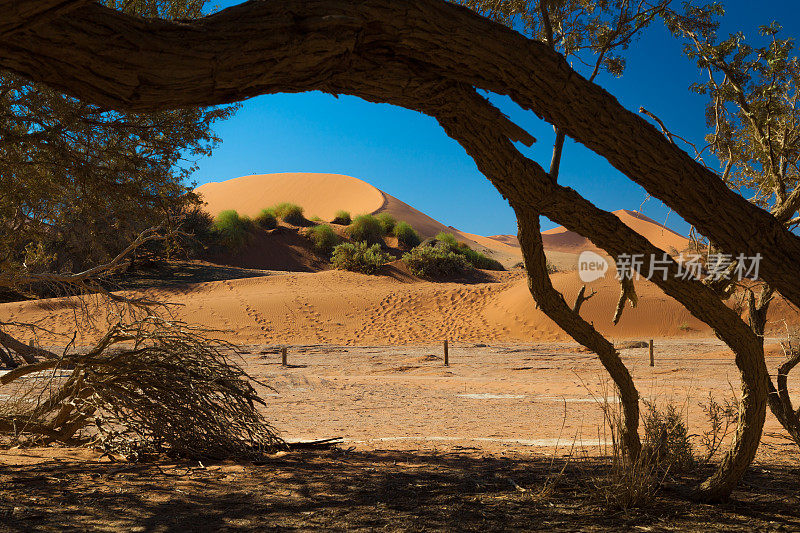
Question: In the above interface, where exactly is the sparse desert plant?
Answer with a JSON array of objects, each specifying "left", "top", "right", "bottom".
[
  {"left": 402, "top": 244, "right": 472, "bottom": 278},
  {"left": 347, "top": 214, "right": 385, "bottom": 245},
  {"left": 331, "top": 210, "right": 351, "bottom": 225},
  {"left": 699, "top": 392, "right": 739, "bottom": 462},
  {"left": 377, "top": 213, "right": 397, "bottom": 234},
  {"left": 434, "top": 232, "right": 504, "bottom": 271},
  {"left": 678, "top": 322, "right": 692, "bottom": 332},
  {"left": 254, "top": 208, "right": 277, "bottom": 230},
  {"left": 546, "top": 260, "right": 559, "bottom": 274},
  {"left": 331, "top": 241, "right": 391, "bottom": 274},
  {"left": 592, "top": 396, "right": 663, "bottom": 511},
  {"left": 310, "top": 215, "right": 322, "bottom": 222},
  {"left": 394, "top": 221, "right": 421, "bottom": 248},
  {"left": 641, "top": 400, "right": 694, "bottom": 474},
  {"left": 271, "top": 202, "right": 306, "bottom": 225},
  {"left": 305, "top": 224, "right": 340, "bottom": 256},
  {"left": 213, "top": 210, "right": 253, "bottom": 249}
]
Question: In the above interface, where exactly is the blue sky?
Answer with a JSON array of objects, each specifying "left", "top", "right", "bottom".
[{"left": 191, "top": 1, "right": 799, "bottom": 236}]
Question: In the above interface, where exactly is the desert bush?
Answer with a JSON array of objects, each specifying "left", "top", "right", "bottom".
[
  {"left": 394, "top": 221, "right": 421, "bottom": 248},
  {"left": 305, "top": 224, "right": 340, "bottom": 256},
  {"left": 402, "top": 244, "right": 472, "bottom": 278},
  {"left": 332, "top": 210, "right": 351, "bottom": 225},
  {"left": 434, "top": 232, "right": 504, "bottom": 271},
  {"left": 460, "top": 246, "right": 504, "bottom": 270},
  {"left": 254, "top": 208, "right": 277, "bottom": 230},
  {"left": 271, "top": 202, "right": 306, "bottom": 225},
  {"left": 0, "top": 318, "right": 284, "bottom": 460},
  {"left": 641, "top": 400, "right": 694, "bottom": 473},
  {"left": 377, "top": 213, "right": 397, "bottom": 234},
  {"left": 546, "top": 260, "right": 559, "bottom": 274},
  {"left": 213, "top": 210, "right": 253, "bottom": 249},
  {"left": 699, "top": 392, "right": 739, "bottom": 462},
  {"left": 181, "top": 206, "right": 214, "bottom": 238},
  {"left": 347, "top": 214, "right": 385, "bottom": 245},
  {"left": 592, "top": 399, "right": 662, "bottom": 511},
  {"left": 331, "top": 241, "right": 391, "bottom": 274}
]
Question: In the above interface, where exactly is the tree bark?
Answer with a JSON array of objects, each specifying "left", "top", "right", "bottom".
[
  {"left": 515, "top": 208, "right": 641, "bottom": 459},
  {"left": 0, "top": 0, "right": 92, "bottom": 38},
  {"left": 3, "top": 0, "right": 800, "bottom": 310}
]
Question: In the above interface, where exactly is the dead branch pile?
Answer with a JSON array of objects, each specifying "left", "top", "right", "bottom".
[{"left": 0, "top": 317, "right": 285, "bottom": 460}]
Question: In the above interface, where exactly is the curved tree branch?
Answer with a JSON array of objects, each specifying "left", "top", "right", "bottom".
[{"left": 2, "top": 0, "right": 799, "bottom": 310}]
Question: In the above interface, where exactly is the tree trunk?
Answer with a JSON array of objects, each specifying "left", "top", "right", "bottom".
[
  {"left": 3, "top": 0, "right": 800, "bottom": 310},
  {"left": 515, "top": 208, "right": 641, "bottom": 459}
]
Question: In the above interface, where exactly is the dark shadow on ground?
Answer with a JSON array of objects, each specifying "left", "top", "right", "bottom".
[{"left": 0, "top": 448, "right": 798, "bottom": 531}]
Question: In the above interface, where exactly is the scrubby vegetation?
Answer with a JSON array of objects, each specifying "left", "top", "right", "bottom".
[
  {"left": 213, "top": 210, "right": 253, "bottom": 249},
  {"left": 593, "top": 400, "right": 694, "bottom": 511},
  {"left": 434, "top": 232, "right": 504, "bottom": 270},
  {"left": 347, "top": 214, "right": 385, "bottom": 245},
  {"left": 331, "top": 241, "right": 391, "bottom": 274},
  {"left": 271, "top": 202, "right": 306, "bottom": 225},
  {"left": 376, "top": 213, "right": 397, "bottom": 234},
  {"left": 179, "top": 206, "right": 215, "bottom": 255},
  {"left": 394, "top": 221, "right": 421, "bottom": 248},
  {"left": 254, "top": 209, "right": 278, "bottom": 230},
  {"left": 402, "top": 244, "right": 471, "bottom": 278},
  {"left": 332, "top": 210, "right": 351, "bottom": 225},
  {"left": 305, "top": 224, "right": 340, "bottom": 256}
]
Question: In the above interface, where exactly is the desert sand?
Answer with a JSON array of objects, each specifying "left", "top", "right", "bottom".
[
  {"left": 197, "top": 173, "right": 694, "bottom": 271},
  {"left": 3, "top": 172, "right": 796, "bottom": 346}
]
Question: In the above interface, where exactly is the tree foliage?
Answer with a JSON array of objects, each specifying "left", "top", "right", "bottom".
[{"left": 0, "top": 0, "right": 235, "bottom": 275}]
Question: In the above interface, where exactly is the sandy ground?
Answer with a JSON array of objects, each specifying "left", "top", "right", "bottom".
[
  {"left": 238, "top": 340, "right": 797, "bottom": 457},
  {"left": 2, "top": 340, "right": 800, "bottom": 531}
]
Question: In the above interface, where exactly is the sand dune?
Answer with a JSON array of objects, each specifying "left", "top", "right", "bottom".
[
  {"left": 197, "top": 172, "right": 521, "bottom": 267},
  {"left": 541, "top": 209, "right": 690, "bottom": 255},
  {"left": 195, "top": 173, "right": 386, "bottom": 222},
  {"left": 197, "top": 174, "right": 691, "bottom": 272},
  {"left": 4, "top": 267, "right": 796, "bottom": 348}
]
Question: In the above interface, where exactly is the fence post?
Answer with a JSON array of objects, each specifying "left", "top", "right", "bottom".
[
  {"left": 444, "top": 339, "right": 449, "bottom": 366},
  {"left": 649, "top": 339, "right": 654, "bottom": 367},
  {"left": 281, "top": 347, "right": 288, "bottom": 366}
]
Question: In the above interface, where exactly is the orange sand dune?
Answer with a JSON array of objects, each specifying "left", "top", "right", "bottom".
[
  {"left": 542, "top": 209, "right": 690, "bottom": 255},
  {"left": 195, "top": 173, "right": 386, "bottom": 222},
  {"left": 197, "top": 175, "right": 691, "bottom": 271},
  {"left": 4, "top": 268, "right": 796, "bottom": 347},
  {"left": 197, "top": 173, "right": 519, "bottom": 267}
]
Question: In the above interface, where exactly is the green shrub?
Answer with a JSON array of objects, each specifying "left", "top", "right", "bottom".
[
  {"left": 434, "top": 232, "right": 504, "bottom": 271},
  {"left": 347, "top": 214, "right": 385, "bottom": 244},
  {"left": 402, "top": 244, "right": 471, "bottom": 278},
  {"left": 305, "top": 224, "right": 339, "bottom": 256},
  {"left": 213, "top": 210, "right": 252, "bottom": 249},
  {"left": 310, "top": 215, "right": 322, "bottom": 222},
  {"left": 254, "top": 208, "right": 277, "bottom": 230},
  {"left": 332, "top": 210, "right": 351, "bottom": 225},
  {"left": 642, "top": 401, "right": 694, "bottom": 473},
  {"left": 377, "top": 213, "right": 397, "bottom": 234},
  {"left": 435, "top": 232, "right": 459, "bottom": 248},
  {"left": 331, "top": 241, "right": 391, "bottom": 274},
  {"left": 271, "top": 202, "right": 306, "bottom": 225},
  {"left": 394, "top": 221, "right": 421, "bottom": 248}
]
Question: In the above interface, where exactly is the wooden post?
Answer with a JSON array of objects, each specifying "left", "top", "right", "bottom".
[
  {"left": 649, "top": 339, "right": 654, "bottom": 367},
  {"left": 444, "top": 339, "right": 449, "bottom": 366},
  {"left": 281, "top": 347, "right": 287, "bottom": 366}
]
